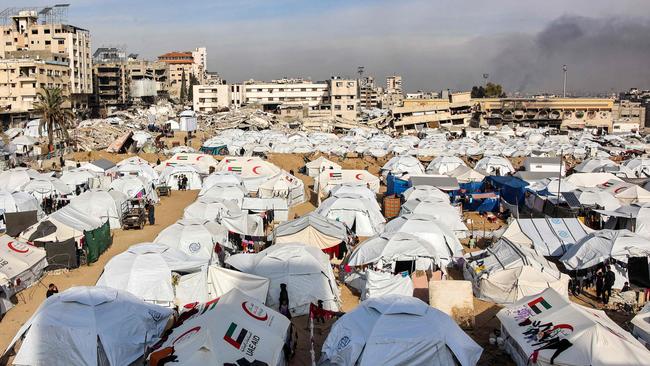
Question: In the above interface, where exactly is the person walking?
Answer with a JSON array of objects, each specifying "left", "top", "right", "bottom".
[
  {"left": 595, "top": 267, "right": 604, "bottom": 301},
  {"left": 603, "top": 265, "right": 616, "bottom": 304},
  {"left": 147, "top": 203, "right": 155, "bottom": 225}
]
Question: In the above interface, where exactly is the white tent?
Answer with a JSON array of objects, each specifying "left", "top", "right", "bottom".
[
  {"left": 498, "top": 288, "right": 650, "bottom": 366},
  {"left": 402, "top": 185, "right": 450, "bottom": 203},
  {"left": 226, "top": 244, "right": 340, "bottom": 315},
  {"left": 623, "top": 157, "right": 650, "bottom": 178},
  {"left": 175, "top": 265, "right": 270, "bottom": 306},
  {"left": 501, "top": 218, "right": 593, "bottom": 257},
  {"left": 97, "top": 243, "right": 206, "bottom": 307},
  {"left": 23, "top": 119, "right": 46, "bottom": 138},
  {"left": 0, "top": 168, "right": 36, "bottom": 192},
  {"left": 271, "top": 212, "right": 349, "bottom": 252},
  {"left": 474, "top": 156, "right": 515, "bottom": 176},
  {"left": 60, "top": 170, "right": 94, "bottom": 192},
  {"left": 631, "top": 302, "right": 650, "bottom": 347},
  {"left": 147, "top": 288, "right": 290, "bottom": 366},
  {"left": 20, "top": 205, "right": 105, "bottom": 244},
  {"left": 216, "top": 156, "right": 281, "bottom": 192},
  {"left": 320, "top": 294, "right": 483, "bottom": 366},
  {"left": 166, "top": 119, "right": 180, "bottom": 130},
  {"left": 109, "top": 175, "right": 159, "bottom": 202},
  {"left": 399, "top": 198, "right": 468, "bottom": 236},
  {"left": 306, "top": 156, "right": 341, "bottom": 178},
  {"left": 22, "top": 177, "right": 73, "bottom": 201},
  {"left": 564, "top": 172, "right": 622, "bottom": 188},
  {"left": 110, "top": 160, "right": 159, "bottom": 184},
  {"left": 68, "top": 190, "right": 126, "bottom": 229},
  {"left": 257, "top": 171, "right": 305, "bottom": 207},
  {"left": 199, "top": 182, "right": 248, "bottom": 206},
  {"left": 4, "top": 286, "right": 173, "bottom": 366},
  {"left": 199, "top": 171, "right": 244, "bottom": 195},
  {"left": 179, "top": 109, "right": 197, "bottom": 132},
  {"left": 560, "top": 229, "right": 650, "bottom": 277},
  {"left": 574, "top": 157, "right": 619, "bottom": 173},
  {"left": 154, "top": 218, "right": 230, "bottom": 260},
  {"left": 158, "top": 153, "right": 218, "bottom": 175},
  {"left": 159, "top": 165, "right": 202, "bottom": 190},
  {"left": 448, "top": 165, "right": 485, "bottom": 183},
  {"left": 329, "top": 183, "right": 378, "bottom": 204},
  {"left": 385, "top": 213, "right": 463, "bottom": 265},
  {"left": 426, "top": 156, "right": 467, "bottom": 175},
  {"left": 573, "top": 188, "right": 621, "bottom": 210},
  {"left": 315, "top": 169, "right": 380, "bottom": 197},
  {"left": 0, "top": 190, "right": 43, "bottom": 230},
  {"left": 380, "top": 155, "right": 425, "bottom": 179},
  {"left": 183, "top": 196, "right": 243, "bottom": 221},
  {"left": 348, "top": 232, "right": 440, "bottom": 272},
  {"left": 0, "top": 236, "right": 47, "bottom": 315},
  {"left": 464, "top": 239, "right": 569, "bottom": 304},
  {"left": 12, "top": 135, "right": 37, "bottom": 153},
  {"left": 316, "top": 194, "right": 385, "bottom": 237}
]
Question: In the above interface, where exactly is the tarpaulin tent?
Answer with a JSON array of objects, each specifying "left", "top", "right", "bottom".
[
  {"left": 501, "top": 218, "right": 593, "bottom": 257},
  {"left": 306, "top": 156, "right": 341, "bottom": 178},
  {"left": 69, "top": 190, "right": 126, "bottom": 229},
  {"left": 21, "top": 205, "right": 106, "bottom": 244},
  {"left": 380, "top": 155, "right": 425, "bottom": 179},
  {"left": 176, "top": 265, "right": 270, "bottom": 306},
  {"left": 148, "top": 289, "right": 290, "bottom": 366},
  {"left": 60, "top": 170, "right": 94, "bottom": 192},
  {"left": 97, "top": 243, "right": 206, "bottom": 307},
  {"left": 200, "top": 183, "right": 247, "bottom": 206},
  {"left": 154, "top": 218, "right": 230, "bottom": 260},
  {"left": 320, "top": 294, "right": 483, "bottom": 366},
  {"left": 402, "top": 185, "right": 450, "bottom": 203},
  {"left": 386, "top": 173, "right": 410, "bottom": 195},
  {"left": 0, "top": 236, "right": 47, "bottom": 315},
  {"left": 329, "top": 184, "right": 380, "bottom": 210},
  {"left": 485, "top": 176, "right": 528, "bottom": 206},
  {"left": 271, "top": 212, "right": 349, "bottom": 255},
  {"left": 4, "top": 286, "right": 173, "bottom": 366},
  {"left": 464, "top": 239, "right": 569, "bottom": 304},
  {"left": 0, "top": 168, "right": 35, "bottom": 192},
  {"left": 426, "top": 155, "right": 467, "bottom": 175},
  {"left": 159, "top": 165, "right": 202, "bottom": 190},
  {"left": 399, "top": 198, "right": 468, "bottom": 237},
  {"left": 631, "top": 302, "right": 650, "bottom": 347},
  {"left": 109, "top": 176, "right": 159, "bottom": 202},
  {"left": 564, "top": 172, "right": 622, "bottom": 188},
  {"left": 360, "top": 269, "right": 414, "bottom": 299},
  {"left": 226, "top": 244, "right": 340, "bottom": 315},
  {"left": 183, "top": 196, "right": 243, "bottom": 221},
  {"left": 199, "top": 171, "right": 244, "bottom": 195},
  {"left": 348, "top": 232, "right": 440, "bottom": 274},
  {"left": 22, "top": 177, "right": 72, "bottom": 201},
  {"left": 316, "top": 194, "right": 385, "bottom": 237},
  {"left": 216, "top": 156, "right": 281, "bottom": 192},
  {"left": 475, "top": 156, "right": 515, "bottom": 176},
  {"left": 497, "top": 288, "right": 650, "bottom": 366},
  {"left": 257, "top": 171, "right": 305, "bottom": 207},
  {"left": 449, "top": 165, "right": 485, "bottom": 184}
]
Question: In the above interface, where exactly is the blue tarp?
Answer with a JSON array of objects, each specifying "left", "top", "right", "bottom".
[
  {"left": 387, "top": 174, "right": 410, "bottom": 196},
  {"left": 485, "top": 176, "right": 529, "bottom": 206},
  {"left": 465, "top": 196, "right": 500, "bottom": 213},
  {"left": 459, "top": 181, "right": 484, "bottom": 194}
]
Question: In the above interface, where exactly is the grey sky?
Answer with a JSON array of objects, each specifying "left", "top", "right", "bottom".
[{"left": 4, "top": 0, "right": 650, "bottom": 93}]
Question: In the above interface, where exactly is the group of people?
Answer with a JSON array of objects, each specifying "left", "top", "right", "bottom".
[
  {"left": 570, "top": 263, "right": 617, "bottom": 304},
  {"left": 176, "top": 174, "right": 190, "bottom": 191},
  {"left": 41, "top": 195, "right": 69, "bottom": 214}
]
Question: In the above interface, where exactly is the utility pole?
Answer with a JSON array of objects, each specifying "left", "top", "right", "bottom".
[
  {"left": 483, "top": 73, "right": 489, "bottom": 87},
  {"left": 562, "top": 65, "right": 567, "bottom": 98},
  {"left": 557, "top": 149, "right": 564, "bottom": 200}
]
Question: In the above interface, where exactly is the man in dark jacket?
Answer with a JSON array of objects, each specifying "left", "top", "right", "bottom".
[{"left": 603, "top": 265, "right": 616, "bottom": 304}]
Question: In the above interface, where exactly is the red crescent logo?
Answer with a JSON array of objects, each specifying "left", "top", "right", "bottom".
[
  {"left": 172, "top": 326, "right": 201, "bottom": 346},
  {"left": 196, "top": 156, "right": 203, "bottom": 161},
  {"left": 242, "top": 301, "right": 269, "bottom": 321},
  {"left": 252, "top": 166, "right": 261, "bottom": 175},
  {"left": 355, "top": 173, "right": 363, "bottom": 180},
  {"left": 8, "top": 241, "right": 29, "bottom": 253},
  {"left": 614, "top": 187, "right": 627, "bottom": 194}
]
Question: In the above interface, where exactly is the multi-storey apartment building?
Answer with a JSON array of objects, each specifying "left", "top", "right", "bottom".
[
  {"left": 158, "top": 47, "right": 206, "bottom": 99},
  {"left": 0, "top": 7, "right": 92, "bottom": 111}
]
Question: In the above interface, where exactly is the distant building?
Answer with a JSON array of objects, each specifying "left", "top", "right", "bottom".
[
  {"left": 612, "top": 100, "right": 645, "bottom": 133},
  {"left": 193, "top": 84, "right": 230, "bottom": 112},
  {"left": 92, "top": 61, "right": 129, "bottom": 107},
  {"left": 328, "top": 77, "right": 358, "bottom": 121},
  {"left": 127, "top": 59, "right": 170, "bottom": 98},
  {"left": 391, "top": 92, "right": 473, "bottom": 131},
  {"left": 618, "top": 88, "right": 650, "bottom": 129},
  {"left": 383, "top": 75, "right": 404, "bottom": 107},
  {"left": 158, "top": 47, "right": 206, "bottom": 99},
  {"left": 0, "top": 6, "right": 93, "bottom": 120},
  {"left": 358, "top": 76, "right": 382, "bottom": 109}
]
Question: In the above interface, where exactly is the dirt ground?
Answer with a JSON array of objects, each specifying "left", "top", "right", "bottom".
[{"left": 0, "top": 189, "right": 199, "bottom": 354}]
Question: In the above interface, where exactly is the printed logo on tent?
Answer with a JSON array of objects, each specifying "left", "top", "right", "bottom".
[
  {"left": 7, "top": 241, "right": 29, "bottom": 254},
  {"left": 177, "top": 156, "right": 189, "bottom": 161},
  {"left": 336, "top": 336, "right": 351, "bottom": 351},
  {"left": 550, "top": 218, "right": 561, "bottom": 225},
  {"left": 252, "top": 166, "right": 262, "bottom": 175},
  {"left": 148, "top": 309, "right": 165, "bottom": 322},
  {"left": 172, "top": 326, "right": 201, "bottom": 346},
  {"left": 242, "top": 301, "right": 269, "bottom": 321},
  {"left": 329, "top": 172, "right": 342, "bottom": 179},
  {"left": 188, "top": 242, "right": 202, "bottom": 253},
  {"left": 558, "top": 230, "right": 569, "bottom": 238},
  {"left": 228, "top": 166, "right": 242, "bottom": 173},
  {"left": 224, "top": 322, "right": 262, "bottom": 358},
  {"left": 354, "top": 173, "right": 363, "bottom": 180},
  {"left": 224, "top": 358, "right": 269, "bottom": 366}
]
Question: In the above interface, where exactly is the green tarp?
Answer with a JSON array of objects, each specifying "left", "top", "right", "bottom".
[{"left": 84, "top": 220, "right": 111, "bottom": 263}]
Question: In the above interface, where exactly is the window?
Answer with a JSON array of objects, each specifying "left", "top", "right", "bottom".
[
  {"left": 4, "top": 42, "right": 10, "bottom": 46},
  {"left": 336, "top": 82, "right": 342, "bottom": 87},
  {"left": 335, "top": 96, "right": 341, "bottom": 99},
  {"left": 347, "top": 105, "right": 355, "bottom": 111},
  {"left": 58, "top": 40, "right": 64, "bottom": 45},
  {"left": 334, "top": 105, "right": 341, "bottom": 110},
  {"left": 31, "top": 29, "right": 38, "bottom": 35},
  {"left": 45, "top": 40, "right": 51, "bottom": 45},
  {"left": 44, "top": 29, "right": 50, "bottom": 34}
]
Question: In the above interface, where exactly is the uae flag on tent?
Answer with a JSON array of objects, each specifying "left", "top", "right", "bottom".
[
  {"left": 329, "top": 172, "right": 342, "bottom": 179},
  {"left": 228, "top": 166, "right": 242, "bottom": 173}
]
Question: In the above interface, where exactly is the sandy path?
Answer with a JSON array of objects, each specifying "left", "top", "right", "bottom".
[{"left": 0, "top": 189, "right": 198, "bottom": 352}]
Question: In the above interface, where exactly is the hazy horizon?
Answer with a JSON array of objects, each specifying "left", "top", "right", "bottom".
[{"left": 4, "top": 0, "right": 650, "bottom": 94}]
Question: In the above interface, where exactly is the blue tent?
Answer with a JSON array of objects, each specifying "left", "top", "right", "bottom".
[
  {"left": 386, "top": 174, "right": 410, "bottom": 196},
  {"left": 485, "top": 176, "right": 529, "bottom": 206}
]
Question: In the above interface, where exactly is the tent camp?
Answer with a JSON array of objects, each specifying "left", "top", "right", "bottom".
[
  {"left": 501, "top": 218, "right": 593, "bottom": 257},
  {"left": 271, "top": 212, "right": 350, "bottom": 256},
  {"left": 320, "top": 294, "right": 483, "bottom": 366},
  {"left": 199, "top": 183, "right": 247, "bottom": 206},
  {"left": 159, "top": 165, "right": 202, "bottom": 190},
  {"left": 257, "top": 171, "right": 305, "bottom": 207},
  {"left": 69, "top": 190, "right": 126, "bottom": 229},
  {"left": 448, "top": 165, "right": 485, "bottom": 184},
  {"left": 402, "top": 185, "right": 450, "bottom": 203},
  {"left": 226, "top": 244, "right": 340, "bottom": 315},
  {"left": 175, "top": 265, "right": 270, "bottom": 306},
  {"left": 316, "top": 194, "right": 386, "bottom": 237},
  {"left": 315, "top": 169, "right": 380, "bottom": 198},
  {"left": 96, "top": 243, "right": 206, "bottom": 307},
  {"left": 0, "top": 168, "right": 36, "bottom": 192},
  {"left": 199, "top": 171, "right": 244, "bottom": 195},
  {"left": 148, "top": 289, "right": 290, "bottom": 366},
  {"left": 109, "top": 176, "right": 159, "bottom": 202},
  {"left": 183, "top": 196, "right": 243, "bottom": 221},
  {"left": 0, "top": 236, "right": 47, "bottom": 315},
  {"left": 475, "top": 156, "right": 515, "bottom": 176},
  {"left": 4, "top": 286, "right": 173, "bottom": 366},
  {"left": 464, "top": 239, "right": 569, "bottom": 304},
  {"left": 158, "top": 153, "right": 218, "bottom": 175},
  {"left": 426, "top": 156, "right": 467, "bottom": 175},
  {"left": 154, "top": 218, "right": 229, "bottom": 260},
  {"left": 384, "top": 213, "right": 463, "bottom": 266},
  {"left": 306, "top": 156, "right": 341, "bottom": 178},
  {"left": 22, "top": 177, "right": 73, "bottom": 201},
  {"left": 399, "top": 198, "right": 468, "bottom": 236},
  {"left": 497, "top": 288, "right": 650, "bottom": 366},
  {"left": 60, "top": 170, "right": 94, "bottom": 193}
]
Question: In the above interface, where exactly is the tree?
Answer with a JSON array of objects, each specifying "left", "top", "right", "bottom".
[
  {"left": 180, "top": 69, "right": 187, "bottom": 103},
  {"left": 471, "top": 83, "right": 507, "bottom": 98},
  {"left": 188, "top": 73, "right": 198, "bottom": 102},
  {"left": 471, "top": 86, "right": 485, "bottom": 98},
  {"left": 33, "top": 87, "right": 73, "bottom": 151}
]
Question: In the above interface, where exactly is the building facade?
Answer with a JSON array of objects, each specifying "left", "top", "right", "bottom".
[
  {"left": 158, "top": 47, "right": 206, "bottom": 99},
  {"left": 328, "top": 77, "right": 358, "bottom": 120},
  {"left": 358, "top": 76, "right": 382, "bottom": 109},
  {"left": 391, "top": 92, "right": 473, "bottom": 130},
  {"left": 0, "top": 8, "right": 92, "bottom": 111},
  {"left": 192, "top": 84, "right": 230, "bottom": 112}
]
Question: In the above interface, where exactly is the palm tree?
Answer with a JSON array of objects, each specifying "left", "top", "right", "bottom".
[{"left": 32, "top": 87, "right": 73, "bottom": 152}]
